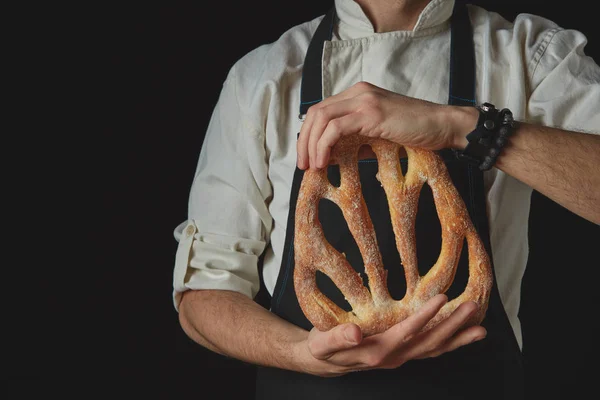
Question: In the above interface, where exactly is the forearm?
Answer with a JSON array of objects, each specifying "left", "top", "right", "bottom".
[
  {"left": 450, "top": 106, "right": 600, "bottom": 224},
  {"left": 495, "top": 123, "right": 600, "bottom": 223},
  {"left": 178, "top": 289, "right": 310, "bottom": 372}
]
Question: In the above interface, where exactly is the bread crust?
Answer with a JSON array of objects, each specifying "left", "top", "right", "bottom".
[{"left": 293, "top": 136, "right": 493, "bottom": 336}]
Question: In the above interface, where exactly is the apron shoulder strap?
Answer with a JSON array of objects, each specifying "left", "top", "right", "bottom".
[
  {"left": 299, "top": 7, "right": 336, "bottom": 117},
  {"left": 449, "top": 0, "right": 476, "bottom": 106}
]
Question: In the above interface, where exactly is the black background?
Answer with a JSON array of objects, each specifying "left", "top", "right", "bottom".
[{"left": 11, "top": 1, "right": 599, "bottom": 398}]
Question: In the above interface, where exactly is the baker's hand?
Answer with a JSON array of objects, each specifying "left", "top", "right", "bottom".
[
  {"left": 293, "top": 294, "right": 487, "bottom": 377},
  {"left": 297, "top": 81, "right": 478, "bottom": 170}
]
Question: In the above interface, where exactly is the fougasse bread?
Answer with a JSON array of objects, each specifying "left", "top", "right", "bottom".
[{"left": 293, "top": 136, "right": 492, "bottom": 336}]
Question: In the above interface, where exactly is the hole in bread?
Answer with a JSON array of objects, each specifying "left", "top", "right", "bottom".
[
  {"left": 398, "top": 146, "right": 408, "bottom": 161},
  {"left": 414, "top": 183, "right": 469, "bottom": 301},
  {"left": 315, "top": 270, "right": 352, "bottom": 312},
  {"left": 445, "top": 237, "right": 469, "bottom": 302},
  {"left": 318, "top": 198, "right": 366, "bottom": 308},
  {"left": 358, "top": 144, "right": 377, "bottom": 161},
  {"left": 414, "top": 182, "right": 442, "bottom": 276},
  {"left": 326, "top": 164, "right": 341, "bottom": 187}
]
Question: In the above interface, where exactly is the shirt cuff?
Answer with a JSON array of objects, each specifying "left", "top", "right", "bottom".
[{"left": 172, "top": 220, "right": 266, "bottom": 311}]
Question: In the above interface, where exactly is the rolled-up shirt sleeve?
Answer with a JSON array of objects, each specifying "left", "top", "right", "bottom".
[{"left": 172, "top": 64, "right": 272, "bottom": 311}]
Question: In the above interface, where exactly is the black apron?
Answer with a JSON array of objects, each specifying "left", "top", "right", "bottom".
[{"left": 256, "top": 2, "right": 524, "bottom": 399}]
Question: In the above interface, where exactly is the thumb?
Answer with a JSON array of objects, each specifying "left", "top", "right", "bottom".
[{"left": 307, "top": 323, "right": 363, "bottom": 360}]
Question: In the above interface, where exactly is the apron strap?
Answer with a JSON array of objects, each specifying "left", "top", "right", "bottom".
[
  {"left": 448, "top": 0, "right": 477, "bottom": 106},
  {"left": 298, "top": 7, "right": 336, "bottom": 117}
]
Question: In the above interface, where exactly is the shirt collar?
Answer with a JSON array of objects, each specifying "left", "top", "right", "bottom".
[{"left": 334, "top": 0, "right": 455, "bottom": 37}]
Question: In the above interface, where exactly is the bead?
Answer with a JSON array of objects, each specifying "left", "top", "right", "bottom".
[
  {"left": 498, "top": 126, "right": 510, "bottom": 137},
  {"left": 479, "top": 136, "right": 492, "bottom": 147},
  {"left": 489, "top": 147, "right": 500, "bottom": 157},
  {"left": 480, "top": 159, "right": 493, "bottom": 171},
  {"left": 496, "top": 137, "right": 506, "bottom": 148}
]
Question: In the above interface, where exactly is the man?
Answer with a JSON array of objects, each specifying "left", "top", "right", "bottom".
[{"left": 172, "top": 0, "right": 599, "bottom": 398}]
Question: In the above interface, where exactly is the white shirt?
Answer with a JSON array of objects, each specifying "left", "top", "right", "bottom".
[{"left": 171, "top": 0, "right": 600, "bottom": 349}]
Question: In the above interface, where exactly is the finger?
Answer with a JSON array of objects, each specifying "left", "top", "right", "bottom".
[
  {"left": 307, "top": 109, "right": 332, "bottom": 170},
  {"left": 402, "top": 300, "right": 479, "bottom": 360},
  {"left": 316, "top": 111, "right": 367, "bottom": 168},
  {"left": 427, "top": 301, "right": 479, "bottom": 340},
  {"left": 307, "top": 323, "right": 363, "bottom": 360},
  {"left": 417, "top": 325, "right": 487, "bottom": 359},
  {"left": 297, "top": 110, "right": 315, "bottom": 170},
  {"left": 307, "top": 99, "right": 361, "bottom": 169},
  {"left": 385, "top": 294, "right": 450, "bottom": 341}
]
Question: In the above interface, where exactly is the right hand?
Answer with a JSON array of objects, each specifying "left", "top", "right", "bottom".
[{"left": 294, "top": 294, "right": 487, "bottom": 377}]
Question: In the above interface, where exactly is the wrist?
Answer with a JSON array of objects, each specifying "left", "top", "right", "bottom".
[
  {"left": 290, "top": 333, "right": 319, "bottom": 375},
  {"left": 445, "top": 105, "right": 479, "bottom": 149},
  {"left": 290, "top": 333, "right": 343, "bottom": 377}
]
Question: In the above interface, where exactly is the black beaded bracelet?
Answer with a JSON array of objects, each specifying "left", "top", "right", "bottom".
[{"left": 454, "top": 102, "right": 516, "bottom": 171}]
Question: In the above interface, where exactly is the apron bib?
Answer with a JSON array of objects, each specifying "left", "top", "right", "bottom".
[{"left": 256, "top": 3, "right": 524, "bottom": 399}]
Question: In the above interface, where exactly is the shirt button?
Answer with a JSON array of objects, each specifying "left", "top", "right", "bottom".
[{"left": 185, "top": 225, "right": 195, "bottom": 237}]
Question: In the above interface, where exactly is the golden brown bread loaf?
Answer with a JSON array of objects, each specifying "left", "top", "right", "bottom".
[{"left": 293, "top": 135, "right": 493, "bottom": 337}]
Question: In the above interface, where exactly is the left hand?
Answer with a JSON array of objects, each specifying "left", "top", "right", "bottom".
[{"left": 297, "top": 81, "right": 477, "bottom": 170}]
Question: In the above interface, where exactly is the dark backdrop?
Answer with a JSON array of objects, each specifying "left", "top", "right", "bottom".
[{"left": 13, "top": 1, "right": 598, "bottom": 398}]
